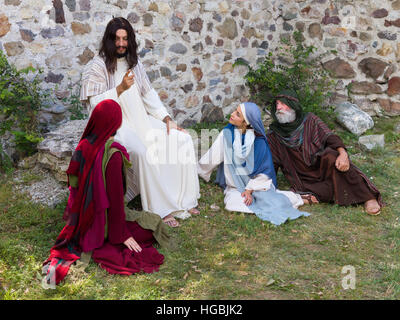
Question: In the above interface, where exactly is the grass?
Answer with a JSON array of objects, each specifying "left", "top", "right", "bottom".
[{"left": 0, "top": 116, "right": 399, "bottom": 300}]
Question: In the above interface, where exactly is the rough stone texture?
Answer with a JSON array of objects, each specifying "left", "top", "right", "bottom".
[
  {"left": 53, "top": 0, "right": 66, "bottom": 24},
  {"left": 350, "top": 81, "right": 383, "bottom": 95},
  {"left": 71, "top": 22, "right": 91, "bottom": 35},
  {"left": 216, "top": 18, "right": 238, "bottom": 40},
  {"left": 377, "top": 98, "right": 400, "bottom": 116},
  {"left": 323, "top": 58, "right": 356, "bottom": 79},
  {"left": 387, "top": 77, "right": 400, "bottom": 96},
  {"left": 200, "top": 104, "right": 225, "bottom": 123},
  {"left": 2, "top": 0, "right": 400, "bottom": 136},
  {"left": 371, "top": 9, "right": 388, "bottom": 19},
  {"left": 336, "top": 102, "right": 374, "bottom": 136},
  {"left": 359, "top": 58, "right": 389, "bottom": 80},
  {"left": 19, "top": 29, "right": 36, "bottom": 42},
  {"left": 13, "top": 166, "right": 69, "bottom": 208},
  {"left": 358, "top": 134, "right": 385, "bottom": 151},
  {"left": 308, "top": 23, "right": 322, "bottom": 40},
  {"left": 77, "top": 47, "right": 95, "bottom": 65},
  {"left": 4, "top": 41, "right": 24, "bottom": 56},
  {"left": 37, "top": 120, "right": 87, "bottom": 182},
  {"left": 0, "top": 14, "right": 11, "bottom": 37}
]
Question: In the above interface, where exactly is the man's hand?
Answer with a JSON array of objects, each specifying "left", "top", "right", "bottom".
[
  {"left": 117, "top": 69, "right": 135, "bottom": 97},
  {"left": 241, "top": 189, "right": 253, "bottom": 206},
  {"left": 335, "top": 148, "right": 350, "bottom": 172},
  {"left": 163, "top": 116, "right": 187, "bottom": 135},
  {"left": 123, "top": 236, "right": 142, "bottom": 253}
]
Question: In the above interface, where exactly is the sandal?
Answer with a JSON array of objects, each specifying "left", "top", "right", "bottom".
[
  {"left": 188, "top": 208, "right": 200, "bottom": 215},
  {"left": 163, "top": 216, "right": 180, "bottom": 228},
  {"left": 301, "top": 194, "right": 319, "bottom": 205}
]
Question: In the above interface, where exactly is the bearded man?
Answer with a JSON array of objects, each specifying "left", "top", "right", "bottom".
[
  {"left": 80, "top": 17, "right": 200, "bottom": 227},
  {"left": 266, "top": 90, "right": 382, "bottom": 215}
]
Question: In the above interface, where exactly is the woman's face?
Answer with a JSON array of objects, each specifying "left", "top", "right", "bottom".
[{"left": 229, "top": 105, "right": 246, "bottom": 127}]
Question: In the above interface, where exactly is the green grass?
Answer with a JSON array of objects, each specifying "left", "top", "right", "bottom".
[{"left": 0, "top": 117, "right": 400, "bottom": 300}]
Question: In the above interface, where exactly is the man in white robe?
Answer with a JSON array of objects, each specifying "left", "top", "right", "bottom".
[{"left": 80, "top": 17, "right": 200, "bottom": 227}]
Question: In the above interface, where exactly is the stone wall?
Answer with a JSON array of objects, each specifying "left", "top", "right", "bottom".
[{"left": 1, "top": 0, "right": 400, "bottom": 127}]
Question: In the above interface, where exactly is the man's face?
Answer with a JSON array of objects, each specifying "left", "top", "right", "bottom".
[
  {"left": 275, "top": 100, "right": 296, "bottom": 124},
  {"left": 115, "top": 29, "right": 128, "bottom": 57}
]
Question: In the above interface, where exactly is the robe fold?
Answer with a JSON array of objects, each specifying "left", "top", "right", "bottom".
[
  {"left": 80, "top": 55, "right": 200, "bottom": 218},
  {"left": 267, "top": 113, "right": 383, "bottom": 206}
]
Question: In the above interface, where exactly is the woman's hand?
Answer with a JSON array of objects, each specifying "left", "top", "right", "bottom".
[
  {"left": 123, "top": 236, "right": 142, "bottom": 253},
  {"left": 117, "top": 69, "right": 135, "bottom": 97},
  {"left": 241, "top": 190, "right": 253, "bottom": 206}
]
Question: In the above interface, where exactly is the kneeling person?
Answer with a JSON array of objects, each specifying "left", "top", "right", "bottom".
[{"left": 42, "top": 100, "right": 169, "bottom": 287}]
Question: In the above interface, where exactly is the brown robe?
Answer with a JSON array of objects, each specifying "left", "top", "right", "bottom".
[{"left": 267, "top": 113, "right": 382, "bottom": 206}]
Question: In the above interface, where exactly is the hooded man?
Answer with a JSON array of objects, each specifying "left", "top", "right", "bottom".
[{"left": 266, "top": 89, "right": 382, "bottom": 215}]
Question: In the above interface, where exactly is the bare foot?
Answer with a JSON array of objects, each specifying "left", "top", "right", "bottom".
[
  {"left": 163, "top": 214, "right": 180, "bottom": 227},
  {"left": 364, "top": 199, "right": 381, "bottom": 216},
  {"left": 188, "top": 208, "right": 200, "bottom": 215},
  {"left": 301, "top": 194, "right": 319, "bottom": 205}
]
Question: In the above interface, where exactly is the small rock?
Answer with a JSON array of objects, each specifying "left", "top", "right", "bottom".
[
  {"left": 335, "top": 102, "right": 374, "bottom": 136},
  {"left": 387, "top": 77, "right": 400, "bottom": 96},
  {"left": 350, "top": 81, "right": 383, "bottom": 95},
  {"left": 377, "top": 43, "right": 393, "bottom": 56},
  {"left": 4, "top": 41, "right": 24, "bottom": 56},
  {"left": 201, "top": 104, "right": 224, "bottom": 123},
  {"left": 394, "top": 122, "right": 400, "bottom": 133},
  {"left": 323, "top": 57, "right": 356, "bottom": 79},
  {"left": 143, "top": 13, "right": 153, "bottom": 27},
  {"left": 77, "top": 47, "right": 94, "bottom": 65},
  {"left": 377, "top": 98, "right": 400, "bottom": 116},
  {"left": 127, "top": 12, "right": 140, "bottom": 24},
  {"left": 0, "top": 14, "right": 11, "bottom": 37},
  {"left": 192, "top": 67, "right": 203, "bottom": 81},
  {"left": 71, "top": 22, "right": 91, "bottom": 35},
  {"left": 169, "top": 43, "right": 187, "bottom": 54},
  {"left": 216, "top": 18, "right": 238, "bottom": 40},
  {"left": 189, "top": 17, "right": 203, "bottom": 33},
  {"left": 371, "top": 9, "right": 388, "bottom": 18},
  {"left": 44, "top": 71, "right": 64, "bottom": 84},
  {"left": 308, "top": 23, "right": 323, "bottom": 39},
  {"left": 358, "top": 58, "right": 389, "bottom": 80},
  {"left": 378, "top": 31, "right": 397, "bottom": 41},
  {"left": 358, "top": 134, "right": 385, "bottom": 151}
]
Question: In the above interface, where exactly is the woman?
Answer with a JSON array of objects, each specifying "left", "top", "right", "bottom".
[
  {"left": 198, "top": 102, "right": 310, "bottom": 226},
  {"left": 42, "top": 99, "right": 169, "bottom": 287}
]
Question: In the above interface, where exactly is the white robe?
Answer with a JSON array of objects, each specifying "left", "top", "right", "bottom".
[
  {"left": 197, "top": 131, "right": 304, "bottom": 213},
  {"left": 88, "top": 58, "right": 200, "bottom": 218}
]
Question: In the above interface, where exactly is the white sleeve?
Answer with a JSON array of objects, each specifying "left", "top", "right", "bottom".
[
  {"left": 142, "top": 88, "right": 170, "bottom": 121},
  {"left": 197, "top": 132, "right": 224, "bottom": 182},
  {"left": 245, "top": 173, "right": 273, "bottom": 191},
  {"left": 88, "top": 88, "right": 119, "bottom": 117}
]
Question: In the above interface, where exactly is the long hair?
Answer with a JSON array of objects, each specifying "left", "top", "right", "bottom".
[{"left": 99, "top": 17, "right": 138, "bottom": 74}]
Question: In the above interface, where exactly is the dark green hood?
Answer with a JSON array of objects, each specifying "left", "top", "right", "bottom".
[{"left": 269, "top": 89, "right": 305, "bottom": 138}]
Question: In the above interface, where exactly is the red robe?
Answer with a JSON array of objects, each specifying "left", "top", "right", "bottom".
[{"left": 91, "top": 152, "right": 164, "bottom": 275}]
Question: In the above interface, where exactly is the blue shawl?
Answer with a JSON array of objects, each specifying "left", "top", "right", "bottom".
[{"left": 216, "top": 102, "right": 310, "bottom": 225}]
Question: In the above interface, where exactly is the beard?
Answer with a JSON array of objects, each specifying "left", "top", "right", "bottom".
[
  {"left": 275, "top": 108, "right": 296, "bottom": 124},
  {"left": 116, "top": 47, "right": 128, "bottom": 58}
]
